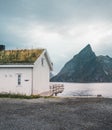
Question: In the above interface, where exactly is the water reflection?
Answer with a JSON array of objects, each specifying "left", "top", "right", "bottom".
[
  {"left": 71, "top": 89, "right": 92, "bottom": 96},
  {"left": 50, "top": 82, "right": 112, "bottom": 98}
]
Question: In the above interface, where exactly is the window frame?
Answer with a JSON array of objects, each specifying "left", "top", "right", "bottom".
[{"left": 17, "top": 74, "right": 22, "bottom": 86}]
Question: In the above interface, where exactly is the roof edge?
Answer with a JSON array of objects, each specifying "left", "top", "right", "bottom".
[
  {"left": 44, "top": 50, "right": 53, "bottom": 71},
  {"left": 0, "top": 64, "right": 34, "bottom": 68}
]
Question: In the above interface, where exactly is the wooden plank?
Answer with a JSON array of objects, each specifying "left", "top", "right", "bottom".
[{"left": 50, "top": 84, "right": 64, "bottom": 96}]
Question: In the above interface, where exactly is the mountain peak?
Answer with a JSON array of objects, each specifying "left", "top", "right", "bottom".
[
  {"left": 79, "top": 44, "right": 92, "bottom": 54},
  {"left": 84, "top": 44, "right": 92, "bottom": 50},
  {"left": 85, "top": 44, "right": 91, "bottom": 48},
  {"left": 51, "top": 44, "right": 112, "bottom": 83},
  {"left": 76, "top": 44, "right": 96, "bottom": 60}
]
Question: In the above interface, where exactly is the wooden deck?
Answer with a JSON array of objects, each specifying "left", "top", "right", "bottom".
[
  {"left": 39, "top": 84, "right": 64, "bottom": 96},
  {"left": 50, "top": 84, "right": 64, "bottom": 96}
]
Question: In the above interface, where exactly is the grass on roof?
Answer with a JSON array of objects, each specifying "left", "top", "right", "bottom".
[{"left": 0, "top": 49, "right": 44, "bottom": 64}]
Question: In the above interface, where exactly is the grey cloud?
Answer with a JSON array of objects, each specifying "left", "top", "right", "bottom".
[
  {"left": 1, "top": 0, "right": 112, "bottom": 45},
  {"left": 1, "top": 0, "right": 112, "bottom": 24},
  {"left": 95, "top": 36, "right": 112, "bottom": 57},
  {"left": 0, "top": 0, "right": 112, "bottom": 73}
]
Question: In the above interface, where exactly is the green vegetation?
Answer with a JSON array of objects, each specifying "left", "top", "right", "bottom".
[
  {"left": 0, "top": 93, "right": 41, "bottom": 99},
  {"left": 0, "top": 49, "right": 44, "bottom": 64},
  {"left": 0, "top": 93, "right": 52, "bottom": 99}
]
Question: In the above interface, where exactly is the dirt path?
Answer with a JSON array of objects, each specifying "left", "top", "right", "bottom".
[{"left": 0, "top": 97, "right": 112, "bottom": 130}]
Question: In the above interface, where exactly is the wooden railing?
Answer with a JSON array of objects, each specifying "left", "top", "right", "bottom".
[{"left": 50, "top": 84, "right": 64, "bottom": 96}]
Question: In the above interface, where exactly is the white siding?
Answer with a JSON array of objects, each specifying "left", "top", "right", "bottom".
[
  {"left": 0, "top": 68, "right": 32, "bottom": 95},
  {"left": 33, "top": 54, "right": 50, "bottom": 94}
]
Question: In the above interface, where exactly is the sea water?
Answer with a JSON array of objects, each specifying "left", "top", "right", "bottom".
[{"left": 50, "top": 82, "right": 112, "bottom": 98}]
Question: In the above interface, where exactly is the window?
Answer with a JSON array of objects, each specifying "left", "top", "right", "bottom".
[
  {"left": 41, "top": 58, "right": 44, "bottom": 66},
  {"left": 18, "top": 74, "right": 21, "bottom": 85}
]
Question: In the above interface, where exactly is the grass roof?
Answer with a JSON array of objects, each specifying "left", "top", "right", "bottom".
[{"left": 0, "top": 49, "right": 44, "bottom": 64}]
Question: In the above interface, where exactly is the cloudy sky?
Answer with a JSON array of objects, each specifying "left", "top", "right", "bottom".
[{"left": 0, "top": 0, "right": 112, "bottom": 74}]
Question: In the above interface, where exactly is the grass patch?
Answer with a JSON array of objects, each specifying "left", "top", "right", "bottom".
[{"left": 0, "top": 93, "right": 42, "bottom": 99}]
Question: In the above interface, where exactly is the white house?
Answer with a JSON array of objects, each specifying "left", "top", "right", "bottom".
[{"left": 0, "top": 48, "right": 53, "bottom": 96}]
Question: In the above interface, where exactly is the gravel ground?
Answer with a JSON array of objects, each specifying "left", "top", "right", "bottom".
[{"left": 0, "top": 97, "right": 112, "bottom": 130}]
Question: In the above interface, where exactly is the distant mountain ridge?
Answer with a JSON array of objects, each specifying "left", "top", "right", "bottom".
[{"left": 51, "top": 44, "right": 112, "bottom": 82}]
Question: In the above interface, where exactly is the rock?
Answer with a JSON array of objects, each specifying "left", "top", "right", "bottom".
[{"left": 51, "top": 44, "right": 112, "bottom": 82}]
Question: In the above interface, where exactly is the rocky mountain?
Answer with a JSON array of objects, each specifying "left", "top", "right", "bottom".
[{"left": 51, "top": 44, "right": 112, "bottom": 82}]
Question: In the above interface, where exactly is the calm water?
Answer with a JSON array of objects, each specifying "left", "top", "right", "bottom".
[{"left": 50, "top": 82, "right": 112, "bottom": 98}]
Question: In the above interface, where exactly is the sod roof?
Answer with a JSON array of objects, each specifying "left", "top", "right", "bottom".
[{"left": 0, "top": 49, "right": 44, "bottom": 64}]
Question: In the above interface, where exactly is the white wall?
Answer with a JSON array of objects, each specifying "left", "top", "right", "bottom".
[
  {"left": 0, "top": 51, "right": 52, "bottom": 96},
  {"left": 0, "top": 67, "right": 32, "bottom": 95},
  {"left": 33, "top": 53, "right": 50, "bottom": 94}
]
